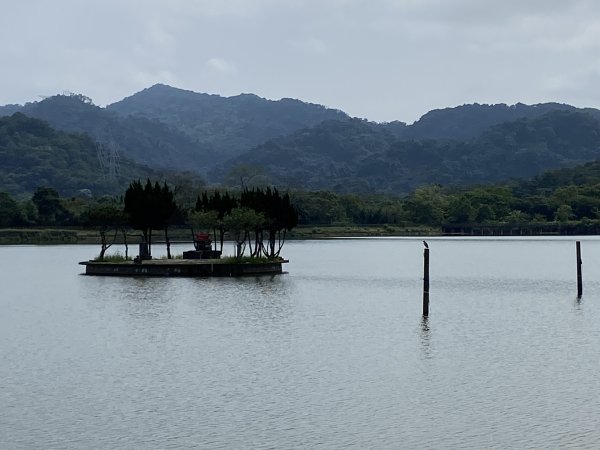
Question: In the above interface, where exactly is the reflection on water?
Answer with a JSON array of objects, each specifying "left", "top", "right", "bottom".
[
  {"left": 419, "top": 315, "right": 432, "bottom": 358},
  {"left": 2, "top": 239, "right": 600, "bottom": 449}
]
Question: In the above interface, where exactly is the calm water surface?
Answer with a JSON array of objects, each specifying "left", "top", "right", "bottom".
[{"left": 2, "top": 238, "right": 600, "bottom": 449}]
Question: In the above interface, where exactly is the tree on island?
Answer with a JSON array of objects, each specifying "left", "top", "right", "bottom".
[
  {"left": 194, "top": 187, "right": 298, "bottom": 259},
  {"left": 83, "top": 203, "right": 127, "bottom": 260},
  {"left": 240, "top": 187, "right": 298, "bottom": 258},
  {"left": 124, "top": 179, "right": 178, "bottom": 258},
  {"left": 222, "top": 207, "right": 265, "bottom": 258}
]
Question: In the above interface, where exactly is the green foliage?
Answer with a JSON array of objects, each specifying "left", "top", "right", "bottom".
[
  {"left": 405, "top": 185, "right": 448, "bottom": 226},
  {"left": 81, "top": 203, "right": 126, "bottom": 230},
  {"left": 31, "top": 186, "right": 72, "bottom": 225},
  {"left": 0, "top": 192, "right": 23, "bottom": 227},
  {"left": 292, "top": 191, "right": 348, "bottom": 224},
  {"left": 189, "top": 210, "right": 219, "bottom": 231},
  {"left": 223, "top": 208, "right": 264, "bottom": 237}
]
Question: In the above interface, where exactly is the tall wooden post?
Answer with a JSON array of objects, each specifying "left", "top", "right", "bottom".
[
  {"left": 423, "top": 246, "right": 430, "bottom": 316},
  {"left": 576, "top": 241, "right": 583, "bottom": 298}
]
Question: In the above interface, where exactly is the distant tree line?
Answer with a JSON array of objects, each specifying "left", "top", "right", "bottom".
[{"left": 5, "top": 167, "right": 600, "bottom": 247}]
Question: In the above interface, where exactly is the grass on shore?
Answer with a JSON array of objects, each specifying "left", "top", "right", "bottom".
[{"left": 92, "top": 252, "right": 131, "bottom": 262}]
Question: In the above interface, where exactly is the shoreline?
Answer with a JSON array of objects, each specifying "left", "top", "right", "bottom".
[
  {"left": 1, "top": 222, "right": 597, "bottom": 246},
  {"left": 0, "top": 225, "right": 440, "bottom": 245}
]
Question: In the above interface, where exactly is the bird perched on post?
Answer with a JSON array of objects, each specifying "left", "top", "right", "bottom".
[{"left": 423, "top": 240, "right": 429, "bottom": 249}]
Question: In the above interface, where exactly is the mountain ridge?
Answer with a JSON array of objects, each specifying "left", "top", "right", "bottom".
[
  {"left": 3, "top": 84, "right": 600, "bottom": 195},
  {"left": 107, "top": 83, "right": 350, "bottom": 162}
]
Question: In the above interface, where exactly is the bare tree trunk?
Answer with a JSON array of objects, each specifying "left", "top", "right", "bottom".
[
  {"left": 269, "top": 230, "right": 276, "bottom": 258},
  {"left": 235, "top": 231, "right": 247, "bottom": 258},
  {"left": 275, "top": 230, "right": 286, "bottom": 257},
  {"left": 256, "top": 230, "right": 264, "bottom": 257},
  {"left": 99, "top": 231, "right": 108, "bottom": 260},
  {"left": 99, "top": 229, "right": 116, "bottom": 260},
  {"left": 165, "top": 228, "right": 171, "bottom": 259},
  {"left": 247, "top": 230, "right": 261, "bottom": 257},
  {"left": 123, "top": 229, "right": 128, "bottom": 259}
]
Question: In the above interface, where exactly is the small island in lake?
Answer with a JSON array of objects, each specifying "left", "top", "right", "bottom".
[
  {"left": 80, "top": 181, "right": 296, "bottom": 277},
  {"left": 81, "top": 233, "right": 288, "bottom": 277}
]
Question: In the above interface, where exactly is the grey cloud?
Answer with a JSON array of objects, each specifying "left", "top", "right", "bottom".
[{"left": 2, "top": 0, "right": 600, "bottom": 122}]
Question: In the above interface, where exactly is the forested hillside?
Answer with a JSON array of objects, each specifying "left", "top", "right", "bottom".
[
  {"left": 4, "top": 94, "right": 214, "bottom": 173},
  {"left": 224, "top": 110, "right": 600, "bottom": 193},
  {"left": 0, "top": 113, "right": 203, "bottom": 197}
]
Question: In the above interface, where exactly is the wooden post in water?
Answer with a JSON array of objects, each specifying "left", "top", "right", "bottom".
[
  {"left": 576, "top": 241, "right": 583, "bottom": 298},
  {"left": 423, "top": 241, "right": 430, "bottom": 316}
]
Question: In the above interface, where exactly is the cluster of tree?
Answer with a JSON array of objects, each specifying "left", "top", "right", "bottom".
[
  {"left": 289, "top": 153, "right": 600, "bottom": 228},
  {"left": 192, "top": 188, "right": 298, "bottom": 258},
  {"left": 291, "top": 180, "right": 600, "bottom": 228},
  {"left": 123, "top": 180, "right": 178, "bottom": 258},
  {"left": 78, "top": 181, "right": 297, "bottom": 260},
  {"left": 0, "top": 186, "right": 75, "bottom": 227}
]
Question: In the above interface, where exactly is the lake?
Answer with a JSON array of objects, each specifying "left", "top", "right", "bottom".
[{"left": 2, "top": 237, "right": 600, "bottom": 449}]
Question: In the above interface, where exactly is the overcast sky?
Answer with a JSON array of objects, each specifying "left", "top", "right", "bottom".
[{"left": 2, "top": 0, "right": 600, "bottom": 123}]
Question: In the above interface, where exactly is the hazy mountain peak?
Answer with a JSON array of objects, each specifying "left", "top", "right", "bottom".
[
  {"left": 406, "top": 102, "right": 581, "bottom": 140},
  {"left": 107, "top": 84, "right": 350, "bottom": 162}
]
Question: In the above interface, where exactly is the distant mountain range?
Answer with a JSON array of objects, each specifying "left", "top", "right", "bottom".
[{"left": 2, "top": 84, "right": 600, "bottom": 196}]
